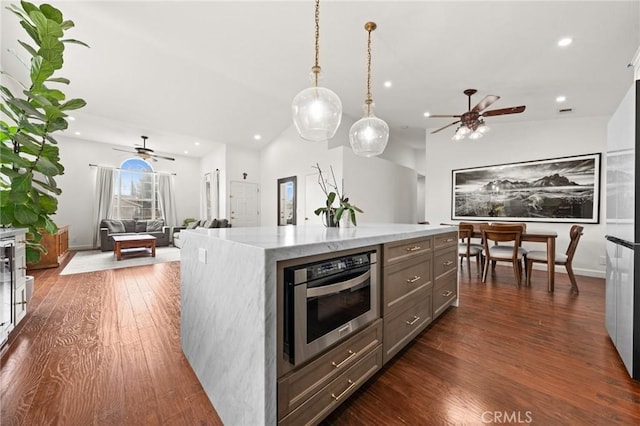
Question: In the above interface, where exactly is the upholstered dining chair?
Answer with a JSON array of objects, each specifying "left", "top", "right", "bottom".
[
  {"left": 481, "top": 224, "right": 528, "bottom": 287},
  {"left": 458, "top": 223, "right": 483, "bottom": 278},
  {"left": 525, "top": 225, "right": 584, "bottom": 294}
]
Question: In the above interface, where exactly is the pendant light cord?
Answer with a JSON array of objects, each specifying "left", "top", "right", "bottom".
[
  {"left": 312, "top": 0, "right": 321, "bottom": 87},
  {"left": 364, "top": 22, "right": 377, "bottom": 115}
]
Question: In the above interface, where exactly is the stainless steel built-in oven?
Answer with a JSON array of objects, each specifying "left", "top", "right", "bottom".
[{"left": 283, "top": 250, "right": 378, "bottom": 366}]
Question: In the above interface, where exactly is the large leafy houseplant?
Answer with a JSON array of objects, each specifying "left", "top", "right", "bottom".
[{"left": 0, "top": 1, "right": 88, "bottom": 263}]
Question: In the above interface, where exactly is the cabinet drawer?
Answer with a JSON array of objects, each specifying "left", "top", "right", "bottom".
[
  {"left": 434, "top": 246, "right": 457, "bottom": 280},
  {"left": 383, "top": 237, "right": 432, "bottom": 265},
  {"left": 434, "top": 232, "right": 458, "bottom": 250},
  {"left": 383, "top": 283, "right": 433, "bottom": 364},
  {"left": 383, "top": 254, "right": 431, "bottom": 312},
  {"left": 434, "top": 269, "right": 457, "bottom": 319},
  {"left": 278, "top": 319, "right": 382, "bottom": 419},
  {"left": 279, "top": 345, "right": 383, "bottom": 426}
]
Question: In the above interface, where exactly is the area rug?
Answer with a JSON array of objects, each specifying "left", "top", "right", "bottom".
[{"left": 60, "top": 247, "right": 181, "bottom": 275}]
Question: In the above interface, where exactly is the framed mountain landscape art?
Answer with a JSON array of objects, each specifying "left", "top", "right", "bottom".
[{"left": 452, "top": 153, "right": 601, "bottom": 223}]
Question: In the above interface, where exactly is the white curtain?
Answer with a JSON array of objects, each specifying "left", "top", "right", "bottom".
[
  {"left": 159, "top": 173, "right": 178, "bottom": 227},
  {"left": 92, "top": 166, "right": 114, "bottom": 248}
]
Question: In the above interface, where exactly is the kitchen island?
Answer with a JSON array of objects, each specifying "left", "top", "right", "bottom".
[{"left": 180, "top": 223, "right": 457, "bottom": 425}]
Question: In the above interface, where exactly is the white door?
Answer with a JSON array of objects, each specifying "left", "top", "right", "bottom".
[{"left": 229, "top": 181, "right": 259, "bottom": 227}]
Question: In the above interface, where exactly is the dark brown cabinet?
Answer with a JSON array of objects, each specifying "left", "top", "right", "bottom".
[{"left": 27, "top": 225, "right": 69, "bottom": 270}]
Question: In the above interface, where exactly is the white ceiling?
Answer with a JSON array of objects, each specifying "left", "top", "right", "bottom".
[{"left": 1, "top": 1, "right": 639, "bottom": 157}]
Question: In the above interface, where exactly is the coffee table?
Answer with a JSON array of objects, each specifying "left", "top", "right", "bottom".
[{"left": 112, "top": 234, "right": 157, "bottom": 261}]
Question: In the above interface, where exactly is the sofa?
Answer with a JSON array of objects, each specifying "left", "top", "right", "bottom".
[
  {"left": 99, "top": 219, "right": 171, "bottom": 251},
  {"left": 173, "top": 218, "right": 231, "bottom": 248}
]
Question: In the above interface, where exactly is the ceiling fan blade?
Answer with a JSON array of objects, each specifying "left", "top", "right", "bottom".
[
  {"left": 430, "top": 120, "right": 460, "bottom": 134},
  {"left": 482, "top": 105, "right": 526, "bottom": 117},
  {"left": 151, "top": 154, "right": 176, "bottom": 161},
  {"left": 428, "top": 114, "right": 462, "bottom": 118},
  {"left": 471, "top": 95, "right": 500, "bottom": 113},
  {"left": 113, "top": 147, "right": 137, "bottom": 154}
]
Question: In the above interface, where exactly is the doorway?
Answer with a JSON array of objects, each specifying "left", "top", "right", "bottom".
[{"left": 229, "top": 181, "right": 259, "bottom": 227}]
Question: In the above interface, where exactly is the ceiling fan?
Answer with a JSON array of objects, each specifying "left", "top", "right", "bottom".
[
  {"left": 429, "top": 89, "right": 526, "bottom": 139},
  {"left": 112, "top": 135, "right": 175, "bottom": 161}
]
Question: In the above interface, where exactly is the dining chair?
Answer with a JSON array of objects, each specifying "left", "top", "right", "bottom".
[
  {"left": 488, "top": 222, "right": 528, "bottom": 271},
  {"left": 458, "top": 223, "right": 483, "bottom": 278},
  {"left": 525, "top": 225, "right": 584, "bottom": 294},
  {"left": 481, "top": 224, "right": 527, "bottom": 287}
]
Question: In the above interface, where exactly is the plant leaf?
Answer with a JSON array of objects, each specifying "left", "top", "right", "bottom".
[
  {"left": 18, "top": 40, "right": 38, "bottom": 57},
  {"left": 46, "top": 77, "right": 70, "bottom": 85},
  {"left": 59, "top": 98, "right": 86, "bottom": 111},
  {"left": 39, "top": 3, "right": 63, "bottom": 24},
  {"left": 34, "top": 156, "right": 60, "bottom": 176},
  {"left": 29, "top": 10, "right": 63, "bottom": 38},
  {"left": 61, "top": 39, "right": 89, "bottom": 48}
]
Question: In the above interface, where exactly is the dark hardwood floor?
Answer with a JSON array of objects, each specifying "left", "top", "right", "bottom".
[{"left": 2, "top": 254, "right": 639, "bottom": 425}]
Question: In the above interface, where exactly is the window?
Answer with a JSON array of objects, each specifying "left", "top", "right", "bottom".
[{"left": 112, "top": 158, "right": 161, "bottom": 220}]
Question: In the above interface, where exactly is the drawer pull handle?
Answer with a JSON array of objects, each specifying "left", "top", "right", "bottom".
[
  {"left": 331, "top": 379, "right": 357, "bottom": 401},
  {"left": 406, "top": 275, "right": 421, "bottom": 284},
  {"left": 443, "top": 261, "right": 454, "bottom": 266},
  {"left": 331, "top": 350, "right": 356, "bottom": 369},
  {"left": 443, "top": 238, "right": 454, "bottom": 243},
  {"left": 17, "top": 240, "right": 27, "bottom": 244},
  {"left": 406, "top": 246, "right": 421, "bottom": 252},
  {"left": 14, "top": 300, "right": 26, "bottom": 306},
  {"left": 18, "top": 266, "right": 27, "bottom": 270},
  {"left": 442, "top": 290, "right": 453, "bottom": 297},
  {"left": 405, "top": 315, "right": 420, "bottom": 326}
]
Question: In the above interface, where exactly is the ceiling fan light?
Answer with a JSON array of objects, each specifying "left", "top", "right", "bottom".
[
  {"left": 477, "top": 121, "right": 490, "bottom": 133},
  {"left": 469, "top": 130, "right": 483, "bottom": 140},
  {"left": 292, "top": 86, "right": 342, "bottom": 141},
  {"left": 457, "top": 126, "right": 471, "bottom": 136},
  {"left": 452, "top": 128, "right": 465, "bottom": 141}
]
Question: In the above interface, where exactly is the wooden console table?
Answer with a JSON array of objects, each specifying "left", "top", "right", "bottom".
[{"left": 27, "top": 225, "right": 69, "bottom": 270}]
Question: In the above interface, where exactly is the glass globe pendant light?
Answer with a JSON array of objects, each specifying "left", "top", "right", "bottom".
[
  {"left": 292, "top": 0, "right": 342, "bottom": 142},
  {"left": 349, "top": 22, "right": 389, "bottom": 157}
]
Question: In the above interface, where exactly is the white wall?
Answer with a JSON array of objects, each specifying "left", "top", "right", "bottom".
[
  {"left": 424, "top": 116, "right": 608, "bottom": 278},
  {"left": 56, "top": 136, "right": 201, "bottom": 249},
  {"left": 342, "top": 147, "right": 418, "bottom": 224}
]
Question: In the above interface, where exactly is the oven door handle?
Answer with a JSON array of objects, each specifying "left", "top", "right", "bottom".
[{"left": 307, "top": 270, "right": 371, "bottom": 298}]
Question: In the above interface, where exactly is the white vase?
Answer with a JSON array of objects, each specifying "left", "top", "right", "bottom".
[{"left": 340, "top": 214, "right": 353, "bottom": 228}]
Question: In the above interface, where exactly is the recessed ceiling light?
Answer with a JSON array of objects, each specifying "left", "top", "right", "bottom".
[
  {"left": 557, "top": 37, "right": 572, "bottom": 47},
  {"left": 68, "top": 116, "right": 75, "bottom": 121},
  {"left": 74, "top": 131, "right": 81, "bottom": 135},
  {"left": 184, "top": 150, "right": 189, "bottom": 154},
  {"left": 556, "top": 95, "right": 567, "bottom": 103},
  {"left": 423, "top": 112, "right": 431, "bottom": 118},
  {"left": 194, "top": 142, "right": 200, "bottom": 146},
  {"left": 254, "top": 134, "right": 262, "bottom": 140},
  {"left": 384, "top": 81, "right": 392, "bottom": 88}
]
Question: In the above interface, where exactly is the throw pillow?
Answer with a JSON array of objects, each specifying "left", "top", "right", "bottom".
[
  {"left": 134, "top": 221, "right": 147, "bottom": 232},
  {"left": 104, "top": 219, "right": 126, "bottom": 233},
  {"left": 186, "top": 220, "right": 200, "bottom": 230},
  {"left": 218, "top": 219, "right": 229, "bottom": 228},
  {"left": 146, "top": 219, "right": 164, "bottom": 232},
  {"left": 209, "top": 219, "right": 219, "bottom": 228},
  {"left": 201, "top": 219, "right": 212, "bottom": 228}
]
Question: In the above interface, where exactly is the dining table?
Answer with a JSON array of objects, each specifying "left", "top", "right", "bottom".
[{"left": 447, "top": 222, "right": 558, "bottom": 292}]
